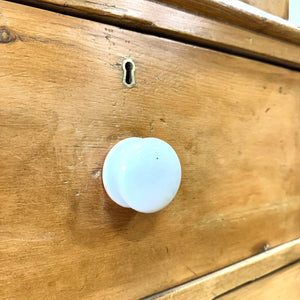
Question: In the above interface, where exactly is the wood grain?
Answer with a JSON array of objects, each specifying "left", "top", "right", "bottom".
[
  {"left": 13, "top": 0, "right": 300, "bottom": 69},
  {"left": 147, "top": 238, "right": 300, "bottom": 299},
  {"left": 158, "top": 0, "right": 300, "bottom": 45},
  {"left": 239, "top": 0, "right": 289, "bottom": 19},
  {"left": 217, "top": 261, "right": 300, "bottom": 300},
  {"left": 0, "top": 1, "right": 300, "bottom": 299}
]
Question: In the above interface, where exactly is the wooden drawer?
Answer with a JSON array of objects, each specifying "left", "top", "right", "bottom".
[
  {"left": 0, "top": 1, "right": 299, "bottom": 299},
  {"left": 217, "top": 262, "right": 300, "bottom": 300},
  {"left": 239, "top": 0, "right": 289, "bottom": 19}
]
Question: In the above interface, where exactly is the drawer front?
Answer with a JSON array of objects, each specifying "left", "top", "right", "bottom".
[
  {"left": 239, "top": 0, "right": 289, "bottom": 19},
  {"left": 0, "top": 1, "right": 300, "bottom": 299},
  {"left": 217, "top": 262, "right": 300, "bottom": 300}
]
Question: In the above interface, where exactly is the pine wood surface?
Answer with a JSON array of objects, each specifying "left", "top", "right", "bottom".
[
  {"left": 147, "top": 239, "right": 300, "bottom": 299},
  {"left": 11, "top": 0, "right": 300, "bottom": 69},
  {"left": 217, "top": 261, "right": 300, "bottom": 300},
  {"left": 0, "top": 1, "right": 300, "bottom": 299}
]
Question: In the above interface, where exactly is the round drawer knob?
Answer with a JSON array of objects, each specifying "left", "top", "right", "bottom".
[{"left": 102, "top": 137, "right": 181, "bottom": 213}]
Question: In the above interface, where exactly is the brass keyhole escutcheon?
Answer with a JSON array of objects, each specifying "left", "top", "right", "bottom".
[{"left": 122, "top": 58, "right": 135, "bottom": 88}]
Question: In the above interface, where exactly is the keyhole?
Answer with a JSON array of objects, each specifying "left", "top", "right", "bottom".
[
  {"left": 122, "top": 58, "right": 135, "bottom": 88},
  {"left": 125, "top": 62, "right": 133, "bottom": 85}
]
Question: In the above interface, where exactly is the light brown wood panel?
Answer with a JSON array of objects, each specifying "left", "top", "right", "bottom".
[
  {"left": 13, "top": 0, "right": 300, "bottom": 69},
  {"left": 0, "top": 1, "right": 300, "bottom": 299},
  {"left": 217, "top": 261, "right": 300, "bottom": 300},
  {"left": 148, "top": 238, "right": 300, "bottom": 299},
  {"left": 239, "top": 0, "right": 289, "bottom": 19},
  {"left": 159, "top": 0, "right": 299, "bottom": 45}
]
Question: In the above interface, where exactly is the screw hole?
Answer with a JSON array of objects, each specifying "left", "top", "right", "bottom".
[
  {"left": 0, "top": 29, "right": 11, "bottom": 43},
  {"left": 122, "top": 58, "right": 135, "bottom": 88}
]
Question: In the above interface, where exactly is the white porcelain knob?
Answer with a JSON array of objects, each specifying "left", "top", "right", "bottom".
[{"left": 102, "top": 137, "right": 181, "bottom": 213}]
